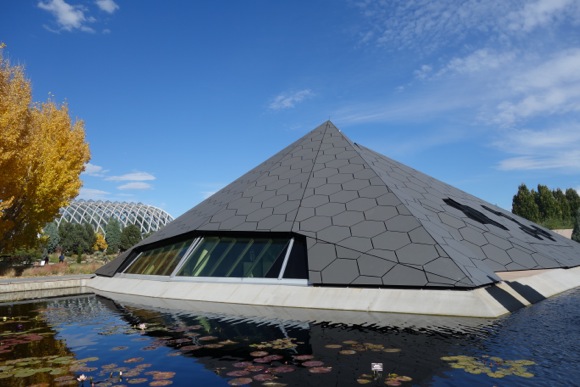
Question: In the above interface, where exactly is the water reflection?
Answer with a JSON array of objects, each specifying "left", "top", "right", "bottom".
[{"left": 0, "top": 289, "right": 578, "bottom": 386}]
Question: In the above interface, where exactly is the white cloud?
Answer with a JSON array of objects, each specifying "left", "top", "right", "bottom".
[
  {"left": 38, "top": 0, "right": 94, "bottom": 32},
  {"left": 78, "top": 187, "right": 109, "bottom": 200},
  {"left": 414, "top": 65, "right": 432, "bottom": 80},
  {"left": 491, "top": 49, "right": 580, "bottom": 127},
  {"left": 118, "top": 182, "right": 152, "bottom": 190},
  {"left": 95, "top": 0, "right": 119, "bottom": 14},
  {"left": 269, "top": 89, "right": 314, "bottom": 110},
  {"left": 507, "top": 0, "right": 578, "bottom": 32},
  {"left": 440, "top": 49, "right": 515, "bottom": 76},
  {"left": 497, "top": 152, "right": 580, "bottom": 171},
  {"left": 105, "top": 172, "right": 156, "bottom": 181},
  {"left": 494, "top": 126, "right": 580, "bottom": 171},
  {"left": 82, "top": 162, "right": 107, "bottom": 176}
]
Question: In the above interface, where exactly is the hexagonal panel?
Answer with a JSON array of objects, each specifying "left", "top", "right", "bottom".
[
  {"left": 321, "top": 259, "right": 359, "bottom": 284},
  {"left": 307, "top": 242, "right": 337, "bottom": 271},
  {"left": 316, "top": 202, "right": 347, "bottom": 217},
  {"left": 382, "top": 264, "right": 428, "bottom": 287},
  {"left": 338, "top": 236, "right": 373, "bottom": 252},
  {"left": 365, "top": 206, "right": 399, "bottom": 221},
  {"left": 246, "top": 207, "right": 274, "bottom": 222},
  {"left": 358, "top": 254, "right": 396, "bottom": 277},
  {"left": 332, "top": 211, "right": 364, "bottom": 227},
  {"left": 317, "top": 225, "right": 351, "bottom": 243},
  {"left": 342, "top": 179, "right": 370, "bottom": 191},
  {"left": 372, "top": 231, "right": 411, "bottom": 251},
  {"left": 482, "top": 244, "right": 513, "bottom": 266},
  {"left": 396, "top": 243, "right": 440, "bottom": 265},
  {"left": 385, "top": 215, "right": 421, "bottom": 232},
  {"left": 301, "top": 194, "right": 330, "bottom": 208},
  {"left": 329, "top": 190, "right": 359, "bottom": 203},
  {"left": 300, "top": 216, "right": 332, "bottom": 233},
  {"left": 346, "top": 198, "right": 377, "bottom": 212},
  {"left": 351, "top": 221, "right": 387, "bottom": 238},
  {"left": 315, "top": 184, "right": 342, "bottom": 196}
]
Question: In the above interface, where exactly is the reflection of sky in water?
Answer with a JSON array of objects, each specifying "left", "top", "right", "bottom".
[{"left": 0, "top": 289, "right": 578, "bottom": 386}]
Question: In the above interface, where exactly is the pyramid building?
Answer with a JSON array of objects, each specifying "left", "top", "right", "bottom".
[{"left": 96, "top": 121, "right": 580, "bottom": 292}]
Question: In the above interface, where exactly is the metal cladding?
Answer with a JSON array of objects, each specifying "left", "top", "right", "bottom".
[
  {"left": 97, "top": 121, "right": 580, "bottom": 288},
  {"left": 58, "top": 200, "right": 174, "bottom": 236}
]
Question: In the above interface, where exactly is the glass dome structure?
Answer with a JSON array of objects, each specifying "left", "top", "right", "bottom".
[{"left": 57, "top": 200, "right": 174, "bottom": 236}]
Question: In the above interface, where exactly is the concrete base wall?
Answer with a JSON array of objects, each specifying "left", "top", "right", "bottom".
[
  {"left": 0, "top": 275, "right": 94, "bottom": 302},
  {"left": 87, "top": 267, "right": 580, "bottom": 318}
]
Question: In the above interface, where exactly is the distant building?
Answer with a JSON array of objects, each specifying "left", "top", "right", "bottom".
[{"left": 57, "top": 200, "right": 174, "bottom": 236}]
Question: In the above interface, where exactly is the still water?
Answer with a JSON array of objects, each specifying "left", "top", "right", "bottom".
[{"left": 0, "top": 288, "right": 578, "bottom": 386}]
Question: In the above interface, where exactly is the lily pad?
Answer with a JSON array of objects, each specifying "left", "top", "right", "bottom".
[
  {"left": 302, "top": 360, "right": 324, "bottom": 368},
  {"left": 250, "top": 351, "right": 269, "bottom": 357},
  {"left": 124, "top": 357, "right": 145, "bottom": 363},
  {"left": 308, "top": 366, "right": 332, "bottom": 374},
  {"left": 127, "top": 377, "right": 148, "bottom": 384},
  {"left": 228, "top": 377, "right": 253, "bottom": 386},
  {"left": 227, "top": 370, "right": 251, "bottom": 377},
  {"left": 254, "top": 373, "right": 276, "bottom": 381}
]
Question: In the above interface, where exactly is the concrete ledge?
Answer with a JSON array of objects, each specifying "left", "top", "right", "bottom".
[
  {"left": 87, "top": 267, "right": 580, "bottom": 318},
  {"left": 2, "top": 269, "right": 577, "bottom": 318},
  {"left": 0, "top": 275, "right": 94, "bottom": 301}
]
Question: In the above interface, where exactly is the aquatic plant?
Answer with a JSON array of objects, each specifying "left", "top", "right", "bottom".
[
  {"left": 249, "top": 337, "right": 302, "bottom": 350},
  {"left": 441, "top": 355, "right": 535, "bottom": 378}
]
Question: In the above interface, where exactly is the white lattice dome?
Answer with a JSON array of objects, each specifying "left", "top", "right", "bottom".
[{"left": 57, "top": 200, "right": 174, "bottom": 236}]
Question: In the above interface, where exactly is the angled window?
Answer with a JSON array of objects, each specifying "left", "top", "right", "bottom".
[
  {"left": 121, "top": 234, "right": 308, "bottom": 281},
  {"left": 175, "top": 236, "right": 292, "bottom": 278},
  {"left": 124, "top": 239, "right": 195, "bottom": 276}
]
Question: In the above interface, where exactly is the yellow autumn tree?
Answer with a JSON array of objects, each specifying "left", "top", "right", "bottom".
[
  {"left": 0, "top": 47, "right": 91, "bottom": 252},
  {"left": 93, "top": 232, "right": 108, "bottom": 252}
]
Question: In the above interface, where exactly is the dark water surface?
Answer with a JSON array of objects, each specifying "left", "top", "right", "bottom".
[{"left": 0, "top": 288, "right": 578, "bottom": 386}]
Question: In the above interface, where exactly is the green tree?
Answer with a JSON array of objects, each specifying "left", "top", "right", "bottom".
[
  {"left": 512, "top": 184, "right": 540, "bottom": 222},
  {"left": 553, "top": 188, "right": 571, "bottom": 225},
  {"left": 566, "top": 188, "right": 580, "bottom": 221},
  {"left": 0, "top": 47, "right": 91, "bottom": 253},
  {"left": 59, "top": 222, "right": 90, "bottom": 256},
  {"left": 535, "top": 184, "right": 561, "bottom": 223},
  {"left": 105, "top": 218, "right": 122, "bottom": 255},
  {"left": 120, "top": 224, "right": 142, "bottom": 252},
  {"left": 42, "top": 221, "right": 60, "bottom": 253},
  {"left": 572, "top": 209, "right": 580, "bottom": 243},
  {"left": 83, "top": 223, "right": 96, "bottom": 253}
]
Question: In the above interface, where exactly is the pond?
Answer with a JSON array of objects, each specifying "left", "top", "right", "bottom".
[{"left": 0, "top": 288, "right": 578, "bottom": 386}]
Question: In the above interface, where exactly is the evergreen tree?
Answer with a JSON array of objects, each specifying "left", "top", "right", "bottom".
[
  {"left": 59, "top": 222, "right": 90, "bottom": 255},
  {"left": 535, "top": 184, "right": 561, "bottom": 222},
  {"left": 120, "top": 224, "right": 142, "bottom": 251},
  {"left": 83, "top": 223, "right": 96, "bottom": 253},
  {"left": 553, "top": 188, "right": 571, "bottom": 225},
  {"left": 512, "top": 184, "right": 540, "bottom": 222},
  {"left": 565, "top": 188, "right": 580, "bottom": 221},
  {"left": 572, "top": 209, "right": 580, "bottom": 243},
  {"left": 43, "top": 221, "right": 60, "bottom": 253},
  {"left": 105, "top": 218, "right": 122, "bottom": 254}
]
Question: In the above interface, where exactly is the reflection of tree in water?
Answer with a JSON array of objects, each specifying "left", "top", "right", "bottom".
[{"left": 0, "top": 296, "right": 87, "bottom": 385}]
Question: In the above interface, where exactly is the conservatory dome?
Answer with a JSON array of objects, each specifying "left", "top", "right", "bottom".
[{"left": 57, "top": 200, "right": 174, "bottom": 236}]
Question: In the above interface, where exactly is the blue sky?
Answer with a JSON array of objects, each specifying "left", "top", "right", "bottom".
[{"left": 2, "top": 0, "right": 580, "bottom": 219}]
